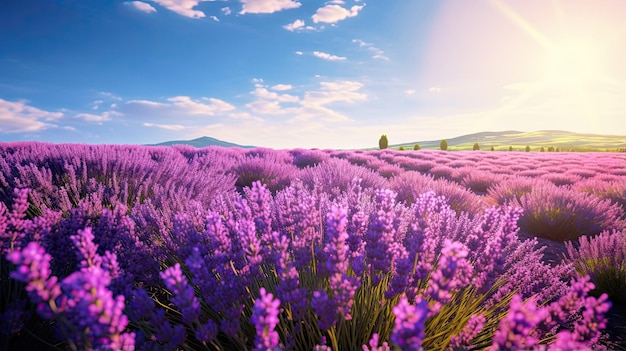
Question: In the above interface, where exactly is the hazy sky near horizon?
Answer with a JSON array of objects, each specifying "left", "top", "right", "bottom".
[{"left": 1, "top": 0, "right": 625, "bottom": 149}]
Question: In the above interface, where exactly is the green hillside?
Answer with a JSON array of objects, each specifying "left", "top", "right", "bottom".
[{"left": 390, "top": 130, "right": 626, "bottom": 151}]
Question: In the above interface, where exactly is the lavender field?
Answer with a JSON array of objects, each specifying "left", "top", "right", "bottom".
[{"left": 1, "top": 142, "right": 625, "bottom": 351}]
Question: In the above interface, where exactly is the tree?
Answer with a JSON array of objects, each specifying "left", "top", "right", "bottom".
[
  {"left": 547, "top": 146, "right": 555, "bottom": 152},
  {"left": 490, "top": 146, "right": 495, "bottom": 151},
  {"left": 473, "top": 142, "right": 480, "bottom": 151},
  {"left": 440, "top": 139, "right": 448, "bottom": 151},
  {"left": 525, "top": 145, "right": 531, "bottom": 152},
  {"left": 540, "top": 146, "right": 545, "bottom": 152},
  {"left": 413, "top": 143, "right": 421, "bottom": 151},
  {"left": 399, "top": 146, "right": 405, "bottom": 151},
  {"left": 379, "top": 134, "right": 388, "bottom": 149},
  {"left": 509, "top": 146, "right": 513, "bottom": 151}
]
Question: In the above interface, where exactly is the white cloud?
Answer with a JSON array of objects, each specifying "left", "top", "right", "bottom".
[
  {"left": 352, "top": 38, "right": 389, "bottom": 60},
  {"left": 283, "top": 19, "right": 304, "bottom": 31},
  {"left": 327, "top": 0, "right": 345, "bottom": 4},
  {"left": 75, "top": 111, "right": 121, "bottom": 122},
  {"left": 271, "top": 84, "right": 293, "bottom": 91},
  {"left": 239, "top": 0, "right": 301, "bottom": 14},
  {"left": 252, "top": 86, "right": 299, "bottom": 102},
  {"left": 210, "top": 15, "right": 219, "bottom": 21},
  {"left": 150, "top": 0, "right": 209, "bottom": 18},
  {"left": 294, "top": 51, "right": 303, "bottom": 55},
  {"left": 405, "top": 89, "right": 416, "bottom": 95},
  {"left": 90, "top": 100, "right": 104, "bottom": 110},
  {"left": 429, "top": 87, "right": 442, "bottom": 93},
  {"left": 313, "top": 51, "right": 347, "bottom": 61},
  {"left": 246, "top": 100, "right": 296, "bottom": 115},
  {"left": 302, "top": 80, "right": 366, "bottom": 106},
  {"left": 122, "top": 96, "right": 235, "bottom": 118},
  {"left": 312, "top": 4, "right": 363, "bottom": 24},
  {"left": 0, "top": 99, "right": 63, "bottom": 133},
  {"left": 125, "top": 1, "right": 158, "bottom": 13},
  {"left": 99, "top": 91, "right": 122, "bottom": 100},
  {"left": 143, "top": 123, "right": 186, "bottom": 130},
  {"left": 221, "top": 6, "right": 231, "bottom": 15}
]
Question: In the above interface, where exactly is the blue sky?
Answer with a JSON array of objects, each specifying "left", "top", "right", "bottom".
[{"left": 1, "top": 0, "right": 625, "bottom": 148}]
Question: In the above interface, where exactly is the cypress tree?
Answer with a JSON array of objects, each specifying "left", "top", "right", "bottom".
[
  {"left": 440, "top": 139, "right": 448, "bottom": 151},
  {"left": 379, "top": 134, "right": 388, "bottom": 150}
]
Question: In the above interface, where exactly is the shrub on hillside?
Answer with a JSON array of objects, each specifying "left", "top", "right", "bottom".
[
  {"left": 461, "top": 171, "right": 501, "bottom": 194},
  {"left": 540, "top": 172, "right": 582, "bottom": 187},
  {"left": 486, "top": 177, "right": 555, "bottom": 206},
  {"left": 298, "top": 158, "right": 388, "bottom": 195},
  {"left": 233, "top": 155, "right": 298, "bottom": 193},
  {"left": 515, "top": 186, "right": 625, "bottom": 242},
  {"left": 289, "top": 148, "right": 331, "bottom": 169},
  {"left": 565, "top": 230, "right": 626, "bottom": 305},
  {"left": 573, "top": 178, "right": 626, "bottom": 213}
]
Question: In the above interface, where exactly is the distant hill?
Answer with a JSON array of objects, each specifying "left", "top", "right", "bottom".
[
  {"left": 149, "top": 136, "right": 254, "bottom": 148},
  {"left": 393, "top": 130, "right": 626, "bottom": 151}
]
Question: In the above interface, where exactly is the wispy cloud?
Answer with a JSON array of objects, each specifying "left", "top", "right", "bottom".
[
  {"left": 221, "top": 6, "right": 231, "bottom": 15},
  {"left": 352, "top": 39, "right": 389, "bottom": 60},
  {"left": 209, "top": 15, "right": 219, "bottom": 21},
  {"left": 239, "top": 0, "right": 301, "bottom": 14},
  {"left": 75, "top": 111, "right": 121, "bottom": 123},
  {"left": 0, "top": 99, "right": 63, "bottom": 133},
  {"left": 271, "top": 84, "right": 293, "bottom": 91},
  {"left": 311, "top": 4, "right": 364, "bottom": 24},
  {"left": 294, "top": 51, "right": 303, "bottom": 55},
  {"left": 121, "top": 96, "right": 235, "bottom": 118},
  {"left": 405, "top": 89, "right": 416, "bottom": 95},
  {"left": 151, "top": 0, "right": 209, "bottom": 18},
  {"left": 313, "top": 51, "right": 347, "bottom": 61},
  {"left": 125, "top": 1, "right": 157, "bottom": 13},
  {"left": 99, "top": 91, "right": 122, "bottom": 100},
  {"left": 143, "top": 123, "right": 186, "bottom": 130}
]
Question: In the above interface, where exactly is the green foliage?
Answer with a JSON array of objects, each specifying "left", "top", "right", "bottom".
[
  {"left": 413, "top": 143, "right": 421, "bottom": 151},
  {"left": 540, "top": 146, "right": 545, "bottom": 152},
  {"left": 379, "top": 134, "right": 388, "bottom": 150},
  {"left": 440, "top": 139, "right": 448, "bottom": 151},
  {"left": 509, "top": 146, "right": 513, "bottom": 151},
  {"left": 399, "top": 146, "right": 405, "bottom": 151},
  {"left": 525, "top": 145, "right": 531, "bottom": 152},
  {"left": 490, "top": 146, "right": 495, "bottom": 151},
  {"left": 547, "top": 146, "right": 555, "bottom": 152},
  {"left": 473, "top": 142, "right": 480, "bottom": 151}
]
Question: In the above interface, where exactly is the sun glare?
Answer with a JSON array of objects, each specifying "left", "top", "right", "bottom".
[{"left": 544, "top": 38, "right": 603, "bottom": 88}]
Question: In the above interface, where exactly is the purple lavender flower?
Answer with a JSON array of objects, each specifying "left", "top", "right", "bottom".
[
  {"left": 7, "top": 241, "right": 61, "bottom": 318},
  {"left": 490, "top": 295, "right": 547, "bottom": 350},
  {"left": 449, "top": 314, "right": 486, "bottom": 350},
  {"left": 195, "top": 319, "right": 218, "bottom": 343},
  {"left": 572, "top": 293, "right": 611, "bottom": 346},
  {"left": 426, "top": 240, "right": 472, "bottom": 307},
  {"left": 160, "top": 263, "right": 201, "bottom": 325},
  {"left": 70, "top": 227, "right": 103, "bottom": 271},
  {"left": 362, "top": 333, "right": 391, "bottom": 351},
  {"left": 391, "top": 295, "right": 430, "bottom": 351},
  {"left": 251, "top": 288, "right": 282, "bottom": 351},
  {"left": 366, "top": 189, "right": 398, "bottom": 283},
  {"left": 312, "top": 290, "right": 338, "bottom": 330}
]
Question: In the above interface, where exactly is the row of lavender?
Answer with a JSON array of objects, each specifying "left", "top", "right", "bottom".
[{"left": 0, "top": 142, "right": 624, "bottom": 350}]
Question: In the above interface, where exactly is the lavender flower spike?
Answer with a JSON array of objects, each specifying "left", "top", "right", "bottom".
[
  {"left": 160, "top": 263, "right": 201, "bottom": 325},
  {"left": 391, "top": 295, "right": 430, "bottom": 351},
  {"left": 251, "top": 287, "right": 283, "bottom": 351}
]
